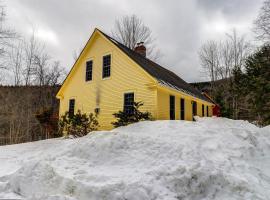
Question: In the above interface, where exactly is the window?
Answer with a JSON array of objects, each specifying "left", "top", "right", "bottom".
[
  {"left": 124, "top": 93, "right": 134, "bottom": 114},
  {"left": 102, "top": 55, "right": 111, "bottom": 78},
  {"left": 85, "top": 60, "right": 93, "bottom": 81},
  {"left": 180, "top": 98, "right": 185, "bottom": 120},
  {"left": 170, "top": 95, "right": 175, "bottom": 120},
  {"left": 207, "top": 106, "right": 209, "bottom": 117},
  {"left": 192, "top": 101, "right": 197, "bottom": 121},
  {"left": 202, "top": 104, "right": 205, "bottom": 117},
  {"left": 69, "top": 99, "right": 75, "bottom": 117}
]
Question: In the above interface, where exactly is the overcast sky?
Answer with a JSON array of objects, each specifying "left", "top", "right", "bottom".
[{"left": 5, "top": 0, "right": 264, "bottom": 82}]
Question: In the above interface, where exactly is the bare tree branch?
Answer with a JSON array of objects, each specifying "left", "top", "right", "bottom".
[
  {"left": 199, "top": 30, "right": 250, "bottom": 83},
  {"left": 254, "top": 0, "right": 270, "bottom": 42},
  {"left": 111, "top": 14, "right": 161, "bottom": 61},
  {"left": 0, "top": 5, "right": 17, "bottom": 67}
]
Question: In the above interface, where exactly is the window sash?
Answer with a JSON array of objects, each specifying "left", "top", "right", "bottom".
[
  {"left": 180, "top": 98, "right": 185, "bottom": 120},
  {"left": 192, "top": 101, "right": 197, "bottom": 116},
  {"left": 124, "top": 93, "right": 134, "bottom": 114},
  {"left": 202, "top": 104, "right": 205, "bottom": 117},
  {"left": 69, "top": 99, "right": 75, "bottom": 117},
  {"left": 85, "top": 61, "right": 93, "bottom": 81},
  {"left": 170, "top": 95, "right": 175, "bottom": 120},
  {"left": 102, "top": 55, "right": 111, "bottom": 78}
]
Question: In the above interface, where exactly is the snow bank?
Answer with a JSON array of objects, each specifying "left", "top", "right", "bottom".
[{"left": 0, "top": 117, "right": 269, "bottom": 200}]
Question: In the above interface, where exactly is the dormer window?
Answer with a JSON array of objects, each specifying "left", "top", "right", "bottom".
[
  {"left": 102, "top": 55, "right": 111, "bottom": 78},
  {"left": 85, "top": 60, "right": 93, "bottom": 81}
]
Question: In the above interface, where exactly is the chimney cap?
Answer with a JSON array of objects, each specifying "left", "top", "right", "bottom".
[
  {"left": 134, "top": 42, "right": 146, "bottom": 57},
  {"left": 136, "top": 42, "right": 144, "bottom": 46}
]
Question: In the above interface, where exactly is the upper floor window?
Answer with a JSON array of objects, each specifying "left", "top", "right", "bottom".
[
  {"left": 69, "top": 99, "right": 75, "bottom": 117},
  {"left": 124, "top": 93, "right": 134, "bottom": 114},
  {"left": 85, "top": 60, "right": 93, "bottom": 81},
  {"left": 102, "top": 55, "right": 111, "bottom": 78}
]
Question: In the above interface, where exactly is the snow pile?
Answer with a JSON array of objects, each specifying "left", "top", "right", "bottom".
[{"left": 0, "top": 117, "right": 269, "bottom": 200}]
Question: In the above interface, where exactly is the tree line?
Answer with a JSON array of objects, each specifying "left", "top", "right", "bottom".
[
  {"left": 0, "top": 7, "right": 65, "bottom": 86},
  {"left": 198, "top": 0, "right": 270, "bottom": 125},
  {"left": 0, "top": 4, "right": 65, "bottom": 145},
  {"left": 0, "top": 0, "right": 269, "bottom": 144}
]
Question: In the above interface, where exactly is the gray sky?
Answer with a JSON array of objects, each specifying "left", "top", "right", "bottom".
[{"left": 5, "top": 0, "right": 264, "bottom": 82}]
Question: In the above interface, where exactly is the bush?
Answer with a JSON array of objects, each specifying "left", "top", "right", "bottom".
[
  {"left": 112, "top": 101, "right": 152, "bottom": 128},
  {"left": 35, "top": 107, "right": 59, "bottom": 138},
  {"left": 59, "top": 110, "right": 99, "bottom": 137}
]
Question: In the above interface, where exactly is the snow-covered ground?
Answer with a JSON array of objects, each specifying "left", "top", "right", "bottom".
[{"left": 0, "top": 117, "right": 270, "bottom": 200}]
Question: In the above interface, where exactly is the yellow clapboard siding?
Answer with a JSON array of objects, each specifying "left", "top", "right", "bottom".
[
  {"left": 57, "top": 30, "right": 157, "bottom": 130},
  {"left": 157, "top": 86, "right": 214, "bottom": 121},
  {"left": 57, "top": 29, "right": 214, "bottom": 130}
]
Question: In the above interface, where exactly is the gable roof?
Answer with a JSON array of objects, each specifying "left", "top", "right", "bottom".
[{"left": 98, "top": 29, "right": 211, "bottom": 103}]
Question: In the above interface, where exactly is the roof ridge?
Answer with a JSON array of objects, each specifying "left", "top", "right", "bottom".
[
  {"left": 98, "top": 29, "right": 181, "bottom": 77},
  {"left": 97, "top": 29, "right": 211, "bottom": 103}
]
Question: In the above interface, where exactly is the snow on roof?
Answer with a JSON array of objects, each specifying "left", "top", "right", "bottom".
[{"left": 158, "top": 79, "right": 198, "bottom": 98}]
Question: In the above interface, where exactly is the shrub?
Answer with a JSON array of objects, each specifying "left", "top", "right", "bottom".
[
  {"left": 35, "top": 107, "right": 59, "bottom": 138},
  {"left": 59, "top": 110, "right": 99, "bottom": 137},
  {"left": 112, "top": 101, "right": 152, "bottom": 128}
]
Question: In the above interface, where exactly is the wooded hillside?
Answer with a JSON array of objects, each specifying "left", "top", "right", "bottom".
[{"left": 0, "top": 85, "right": 60, "bottom": 145}]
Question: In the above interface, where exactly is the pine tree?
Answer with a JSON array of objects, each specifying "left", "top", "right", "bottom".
[
  {"left": 59, "top": 110, "right": 99, "bottom": 137},
  {"left": 214, "top": 88, "right": 233, "bottom": 118},
  {"left": 244, "top": 45, "right": 270, "bottom": 125},
  {"left": 230, "top": 66, "right": 246, "bottom": 119},
  {"left": 112, "top": 101, "right": 152, "bottom": 127}
]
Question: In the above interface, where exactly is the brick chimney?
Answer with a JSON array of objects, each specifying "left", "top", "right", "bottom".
[{"left": 134, "top": 42, "right": 146, "bottom": 57}]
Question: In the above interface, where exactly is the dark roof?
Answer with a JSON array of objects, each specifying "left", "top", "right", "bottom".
[{"left": 99, "top": 30, "right": 211, "bottom": 103}]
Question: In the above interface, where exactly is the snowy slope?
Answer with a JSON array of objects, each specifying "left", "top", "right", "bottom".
[{"left": 0, "top": 117, "right": 269, "bottom": 200}]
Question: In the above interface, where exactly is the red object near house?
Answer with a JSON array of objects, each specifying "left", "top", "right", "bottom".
[
  {"left": 213, "top": 104, "right": 221, "bottom": 117},
  {"left": 201, "top": 92, "right": 221, "bottom": 117}
]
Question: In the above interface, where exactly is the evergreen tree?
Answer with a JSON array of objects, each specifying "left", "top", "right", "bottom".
[
  {"left": 214, "top": 88, "right": 233, "bottom": 118},
  {"left": 59, "top": 110, "right": 99, "bottom": 137},
  {"left": 229, "top": 66, "right": 246, "bottom": 119},
  {"left": 244, "top": 45, "right": 270, "bottom": 125},
  {"left": 112, "top": 101, "right": 152, "bottom": 128}
]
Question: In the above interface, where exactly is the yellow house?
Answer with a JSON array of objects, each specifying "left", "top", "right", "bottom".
[{"left": 56, "top": 28, "right": 214, "bottom": 130}]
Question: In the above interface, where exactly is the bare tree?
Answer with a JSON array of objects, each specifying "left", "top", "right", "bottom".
[
  {"left": 23, "top": 31, "right": 43, "bottom": 85},
  {"left": 33, "top": 53, "right": 50, "bottom": 86},
  {"left": 199, "top": 30, "right": 249, "bottom": 83},
  {"left": 199, "top": 40, "right": 220, "bottom": 89},
  {"left": 218, "top": 40, "right": 233, "bottom": 79},
  {"left": 199, "top": 29, "right": 250, "bottom": 119},
  {"left": 0, "top": 5, "right": 16, "bottom": 68},
  {"left": 254, "top": 0, "right": 270, "bottom": 42},
  {"left": 8, "top": 41, "right": 24, "bottom": 85},
  {"left": 112, "top": 15, "right": 161, "bottom": 60},
  {"left": 226, "top": 30, "right": 250, "bottom": 71},
  {"left": 0, "top": 5, "right": 16, "bottom": 84},
  {"left": 45, "top": 61, "right": 65, "bottom": 86}
]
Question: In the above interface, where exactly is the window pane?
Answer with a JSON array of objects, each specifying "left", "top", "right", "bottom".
[
  {"left": 202, "top": 104, "right": 205, "bottom": 117},
  {"left": 124, "top": 93, "right": 134, "bottom": 114},
  {"left": 69, "top": 99, "right": 75, "bottom": 117},
  {"left": 180, "top": 98, "right": 185, "bottom": 120},
  {"left": 192, "top": 101, "right": 197, "bottom": 121},
  {"left": 102, "top": 55, "right": 111, "bottom": 78},
  {"left": 170, "top": 95, "right": 175, "bottom": 120},
  {"left": 85, "top": 60, "right": 92, "bottom": 81}
]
